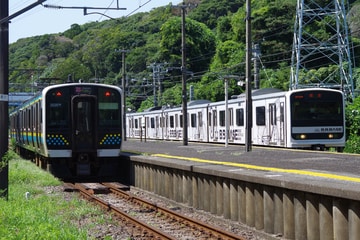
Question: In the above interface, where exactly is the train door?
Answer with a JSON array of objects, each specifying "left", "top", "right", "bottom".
[
  {"left": 128, "top": 116, "right": 134, "bottom": 138},
  {"left": 71, "top": 95, "right": 97, "bottom": 175},
  {"left": 254, "top": 105, "right": 267, "bottom": 145},
  {"left": 175, "top": 114, "right": 180, "bottom": 139},
  {"left": 209, "top": 108, "right": 218, "bottom": 142},
  {"left": 228, "top": 108, "right": 234, "bottom": 142},
  {"left": 197, "top": 111, "right": 204, "bottom": 141},
  {"left": 189, "top": 112, "right": 197, "bottom": 141},
  {"left": 268, "top": 102, "right": 285, "bottom": 146}
]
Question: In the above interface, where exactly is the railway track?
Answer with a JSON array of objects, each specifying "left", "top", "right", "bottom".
[{"left": 64, "top": 182, "right": 248, "bottom": 240}]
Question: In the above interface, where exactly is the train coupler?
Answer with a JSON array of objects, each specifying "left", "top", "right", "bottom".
[{"left": 76, "top": 153, "right": 91, "bottom": 175}]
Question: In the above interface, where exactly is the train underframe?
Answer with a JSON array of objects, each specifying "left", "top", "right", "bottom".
[{"left": 16, "top": 146, "right": 122, "bottom": 181}]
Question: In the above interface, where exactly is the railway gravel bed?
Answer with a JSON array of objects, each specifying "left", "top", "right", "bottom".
[{"left": 52, "top": 183, "right": 279, "bottom": 239}]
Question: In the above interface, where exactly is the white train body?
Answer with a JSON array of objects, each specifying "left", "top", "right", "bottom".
[{"left": 126, "top": 88, "right": 345, "bottom": 150}]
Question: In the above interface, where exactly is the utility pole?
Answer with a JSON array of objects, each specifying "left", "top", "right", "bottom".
[
  {"left": 172, "top": 2, "right": 195, "bottom": 145},
  {"left": 0, "top": 0, "right": 9, "bottom": 200},
  {"left": 245, "top": 0, "right": 252, "bottom": 152},
  {"left": 181, "top": 5, "right": 188, "bottom": 146},
  {"left": 115, "top": 49, "right": 129, "bottom": 141}
]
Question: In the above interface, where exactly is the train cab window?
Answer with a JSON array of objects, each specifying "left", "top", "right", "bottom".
[
  {"left": 98, "top": 88, "right": 121, "bottom": 128},
  {"left": 47, "top": 102, "right": 69, "bottom": 128},
  {"left": 191, "top": 113, "right": 197, "bottom": 127},
  {"left": 236, "top": 108, "right": 244, "bottom": 126},
  {"left": 256, "top": 106, "right": 266, "bottom": 126}
]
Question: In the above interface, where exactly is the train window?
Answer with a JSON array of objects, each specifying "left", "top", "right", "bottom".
[
  {"left": 159, "top": 116, "right": 163, "bottom": 128},
  {"left": 75, "top": 101, "right": 93, "bottom": 132},
  {"left": 146, "top": 117, "right": 149, "bottom": 127},
  {"left": 198, "top": 112, "right": 203, "bottom": 127},
  {"left": 236, "top": 108, "right": 244, "bottom": 126},
  {"left": 290, "top": 91, "right": 343, "bottom": 126},
  {"left": 98, "top": 88, "right": 120, "bottom": 128},
  {"left": 213, "top": 110, "right": 217, "bottom": 126},
  {"left": 135, "top": 119, "right": 138, "bottom": 128},
  {"left": 156, "top": 116, "right": 159, "bottom": 128},
  {"left": 229, "top": 108, "right": 234, "bottom": 126},
  {"left": 180, "top": 115, "right": 183, "bottom": 128},
  {"left": 208, "top": 112, "right": 212, "bottom": 126},
  {"left": 99, "top": 103, "right": 120, "bottom": 127},
  {"left": 170, "top": 116, "right": 174, "bottom": 128},
  {"left": 256, "top": 106, "right": 266, "bottom": 126},
  {"left": 47, "top": 102, "right": 69, "bottom": 128},
  {"left": 270, "top": 104, "right": 276, "bottom": 126},
  {"left": 219, "top": 110, "right": 225, "bottom": 127},
  {"left": 151, "top": 117, "right": 155, "bottom": 128},
  {"left": 191, "top": 113, "right": 197, "bottom": 127}
]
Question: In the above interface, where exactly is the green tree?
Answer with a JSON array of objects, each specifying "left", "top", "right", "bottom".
[
  {"left": 344, "top": 96, "right": 360, "bottom": 153},
  {"left": 159, "top": 17, "right": 216, "bottom": 74}
]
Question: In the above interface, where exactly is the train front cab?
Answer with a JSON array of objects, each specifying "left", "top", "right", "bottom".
[
  {"left": 286, "top": 89, "right": 345, "bottom": 150},
  {"left": 44, "top": 85, "right": 122, "bottom": 179}
]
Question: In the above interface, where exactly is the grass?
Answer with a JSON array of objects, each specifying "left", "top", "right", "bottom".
[{"left": 0, "top": 151, "right": 113, "bottom": 240}]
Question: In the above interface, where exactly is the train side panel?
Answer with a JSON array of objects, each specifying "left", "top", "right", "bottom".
[
  {"left": 251, "top": 92, "right": 287, "bottom": 147},
  {"left": 187, "top": 103, "right": 209, "bottom": 142}
]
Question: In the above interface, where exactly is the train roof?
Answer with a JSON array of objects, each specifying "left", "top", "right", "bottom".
[
  {"left": 235, "top": 88, "right": 284, "bottom": 99},
  {"left": 188, "top": 100, "right": 212, "bottom": 106},
  {"left": 41, "top": 82, "right": 122, "bottom": 92}
]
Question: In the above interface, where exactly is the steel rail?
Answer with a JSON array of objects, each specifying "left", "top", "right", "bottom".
[
  {"left": 69, "top": 183, "right": 176, "bottom": 240},
  {"left": 102, "top": 182, "right": 245, "bottom": 240}
]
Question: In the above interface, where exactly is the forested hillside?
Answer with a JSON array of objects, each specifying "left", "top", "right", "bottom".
[{"left": 9, "top": 0, "right": 360, "bottom": 112}]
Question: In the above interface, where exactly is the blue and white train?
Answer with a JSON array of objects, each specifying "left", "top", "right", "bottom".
[{"left": 9, "top": 83, "right": 123, "bottom": 179}]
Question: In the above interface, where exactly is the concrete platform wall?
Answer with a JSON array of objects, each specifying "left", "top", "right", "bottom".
[{"left": 129, "top": 155, "right": 360, "bottom": 240}]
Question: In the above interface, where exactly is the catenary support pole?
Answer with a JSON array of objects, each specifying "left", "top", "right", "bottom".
[
  {"left": 245, "top": 0, "right": 252, "bottom": 152},
  {"left": 181, "top": 2, "right": 188, "bottom": 146},
  {"left": 0, "top": 0, "right": 9, "bottom": 200}
]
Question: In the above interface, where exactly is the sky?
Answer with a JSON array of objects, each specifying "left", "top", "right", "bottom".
[{"left": 9, "top": 0, "right": 183, "bottom": 43}]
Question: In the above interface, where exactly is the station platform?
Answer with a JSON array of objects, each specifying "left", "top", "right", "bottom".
[
  {"left": 121, "top": 139, "right": 360, "bottom": 239},
  {"left": 122, "top": 139, "right": 360, "bottom": 180}
]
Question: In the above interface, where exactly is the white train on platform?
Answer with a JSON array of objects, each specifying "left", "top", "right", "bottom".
[{"left": 126, "top": 88, "right": 345, "bottom": 151}]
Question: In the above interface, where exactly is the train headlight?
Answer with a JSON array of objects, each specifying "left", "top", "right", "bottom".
[
  {"left": 328, "top": 134, "right": 334, "bottom": 139},
  {"left": 300, "top": 134, "right": 307, "bottom": 139}
]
